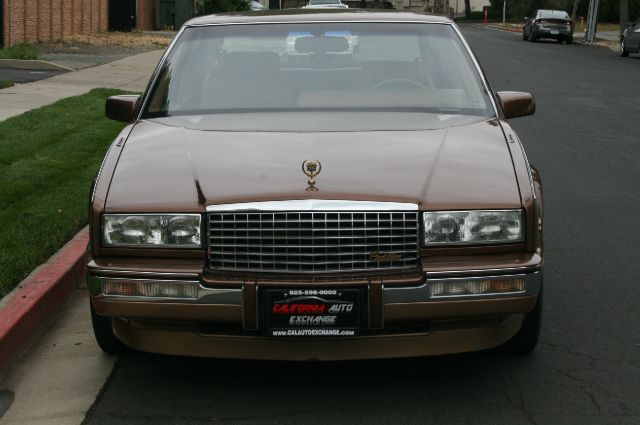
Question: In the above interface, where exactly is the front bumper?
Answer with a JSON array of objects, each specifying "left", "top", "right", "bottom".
[{"left": 88, "top": 263, "right": 542, "bottom": 360}]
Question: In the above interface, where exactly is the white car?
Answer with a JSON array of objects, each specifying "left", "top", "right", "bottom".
[
  {"left": 249, "top": 0, "right": 266, "bottom": 10},
  {"left": 302, "top": 0, "right": 349, "bottom": 8}
]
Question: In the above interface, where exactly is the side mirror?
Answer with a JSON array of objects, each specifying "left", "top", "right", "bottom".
[
  {"left": 497, "top": 91, "right": 535, "bottom": 119},
  {"left": 105, "top": 95, "right": 140, "bottom": 122}
]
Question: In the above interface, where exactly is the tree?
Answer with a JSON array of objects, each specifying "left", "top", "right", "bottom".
[
  {"left": 465, "top": 0, "right": 472, "bottom": 17},
  {"left": 621, "top": 0, "right": 629, "bottom": 37}
]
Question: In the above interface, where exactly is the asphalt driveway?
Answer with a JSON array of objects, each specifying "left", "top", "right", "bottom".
[{"left": 0, "top": 68, "right": 67, "bottom": 84}]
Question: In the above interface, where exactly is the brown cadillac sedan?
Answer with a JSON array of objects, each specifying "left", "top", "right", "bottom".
[{"left": 89, "top": 11, "right": 543, "bottom": 360}]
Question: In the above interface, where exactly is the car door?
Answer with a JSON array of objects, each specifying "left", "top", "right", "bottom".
[{"left": 629, "top": 19, "right": 640, "bottom": 51}]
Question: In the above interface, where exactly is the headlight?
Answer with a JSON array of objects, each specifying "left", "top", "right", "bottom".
[
  {"left": 103, "top": 214, "right": 201, "bottom": 247},
  {"left": 423, "top": 210, "right": 523, "bottom": 245}
]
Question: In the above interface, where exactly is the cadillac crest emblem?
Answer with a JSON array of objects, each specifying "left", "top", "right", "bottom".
[{"left": 302, "top": 160, "right": 322, "bottom": 186}]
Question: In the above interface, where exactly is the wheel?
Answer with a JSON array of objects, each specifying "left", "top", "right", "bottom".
[
  {"left": 501, "top": 284, "right": 543, "bottom": 354},
  {"left": 556, "top": 38, "right": 563, "bottom": 44},
  {"left": 620, "top": 37, "right": 629, "bottom": 57},
  {"left": 90, "top": 300, "right": 130, "bottom": 355},
  {"left": 528, "top": 32, "right": 536, "bottom": 42},
  {"left": 522, "top": 30, "right": 527, "bottom": 40},
  {"left": 566, "top": 36, "right": 573, "bottom": 45},
  {"left": 372, "top": 78, "right": 428, "bottom": 90}
]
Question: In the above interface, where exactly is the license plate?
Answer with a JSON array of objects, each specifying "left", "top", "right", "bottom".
[
  {"left": 550, "top": 30, "right": 559, "bottom": 34},
  {"left": 265, "top": 288, "right": 360, "bottom": 337}
]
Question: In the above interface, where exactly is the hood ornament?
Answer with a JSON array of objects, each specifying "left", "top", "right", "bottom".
[{"left": 302, "top": 160, "right": 322, "bottom": 191}]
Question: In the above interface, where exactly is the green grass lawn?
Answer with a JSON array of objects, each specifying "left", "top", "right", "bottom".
[{"left": 0, "top": 88, "right": 129, "bottom": 298}]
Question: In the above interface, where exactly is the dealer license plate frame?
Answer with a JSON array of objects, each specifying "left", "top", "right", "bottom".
[{"left": 263, "top": 288, "right": 362, "bottom": 337}]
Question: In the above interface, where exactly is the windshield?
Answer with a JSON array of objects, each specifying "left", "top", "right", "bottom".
[
  {"left": 308, "top": 0, "right": 343, "bottom": 4},
  {"left": 539, "top": 10, "right": 570, "bottom": 19},
  {"left": 143, "top": 23, "right": 493, "bottom": 118}
]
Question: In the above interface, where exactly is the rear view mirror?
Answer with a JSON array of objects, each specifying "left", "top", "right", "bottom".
[
  {"left": 497, "top": 91, "right": 535, "bottom": 119},
  {"left": 105, "top": 95, "right": 140, "bottom": 122},
  {"left": 295, "top": 36, "right": 349, "bottom": 54}
]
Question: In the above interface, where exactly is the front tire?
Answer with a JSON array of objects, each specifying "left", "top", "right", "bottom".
[
  {"left": 502, "top": 285, "right": 543, "bottom": 354},
  {"left": 90, "top": 301, "right": 130, "bottom": 355},
  {"left": 620, "top": 37, "right": 629, "bottom": 57}
]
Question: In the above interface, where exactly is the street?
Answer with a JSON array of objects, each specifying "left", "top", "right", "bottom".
[{"left": 2, "top": 24, "right": 640, "bottom": 425}]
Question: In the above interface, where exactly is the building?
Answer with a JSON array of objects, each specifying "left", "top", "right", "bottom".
[
  {"left": 0, "top": 0, "right": 196, "bottom": 48},
  {"left": 1, "top": 0, "right": 108, "bottom": 47},
  {"left": 107, "top": 0, "right": 194, "bottom": 32},
  {"left": 395, "top": 0, "right": 489, "bottom": 15}
]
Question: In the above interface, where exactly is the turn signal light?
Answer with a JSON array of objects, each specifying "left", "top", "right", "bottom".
[
  {"left": 103, "top": 280, "right": 198, "bottom": 299},
  {"left": 430, "top": 278, "right": 525, "bottom": 298}
]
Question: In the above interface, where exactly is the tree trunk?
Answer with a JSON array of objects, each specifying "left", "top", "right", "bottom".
[
  {"left": 464, "top": 0, "right": 471, "bottom": 17},
  {"left": 620, "top": 0, "right": 628, "bottom": 39}
]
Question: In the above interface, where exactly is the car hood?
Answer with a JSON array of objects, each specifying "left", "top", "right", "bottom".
[{"left": 104, "top": 118, "right": 521, "bottom": 212}]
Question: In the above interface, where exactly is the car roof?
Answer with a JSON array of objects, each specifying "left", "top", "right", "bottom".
[{"left": 185, "top": 10, "right": 452, "bottom": 27}]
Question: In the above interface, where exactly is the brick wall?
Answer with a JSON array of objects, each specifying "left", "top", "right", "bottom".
[{"left": 2, "top": 0, "right": 108, "bottom": 47}]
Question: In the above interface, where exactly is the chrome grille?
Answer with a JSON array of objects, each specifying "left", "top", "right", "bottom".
[{"left": 208, "top": 212, "right": 419, "bottom": 273}]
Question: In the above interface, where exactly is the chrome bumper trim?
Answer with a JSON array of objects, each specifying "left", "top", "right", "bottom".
[
  {"left": 424, "top": 259, "right": 542, "bottom": 277},
  {"left": 88, "top": 274, "right": 243, "bottom": 305},
  {"left": 90, "top": 270, "right": 541, "bottom": 306},
  {"left": 87, "top": 260, "right": 200, "bottom": 280},
  {"left": 384, "top": 271, "right": 542, "bottom": 304}
]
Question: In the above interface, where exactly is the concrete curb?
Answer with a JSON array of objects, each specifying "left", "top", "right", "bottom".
[
  {"left": 484, "top": 24, "right": 521, "bottom": 33},
  {"left": 483, "top": 24, "right": 620, "bottom": 47},
  {"left": 0, "top": 59, "right": 74, "bottom": 72},
  {"left": 0, "top": 227, "right": 88, "bottom": 373}
]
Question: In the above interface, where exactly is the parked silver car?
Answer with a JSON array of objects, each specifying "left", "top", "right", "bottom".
[
  {"left": 302, "top": 0, "right": 349, "bottom": 8},
  {"left": 523, "top": 10, "right": 573, "bottom": 44}
]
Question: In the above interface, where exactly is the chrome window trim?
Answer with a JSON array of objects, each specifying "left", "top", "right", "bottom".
[
  {"left": 136, "top": 24, "right": 187, "bottom": 121},
  {"left": 206, "top": 200, "right": 418, "bottom": 212},
  {"left": 185, "top": 20, "right": 452, "bottom": 28}
]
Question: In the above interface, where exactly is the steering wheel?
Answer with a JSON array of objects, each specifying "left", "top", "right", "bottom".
[{"left": 372, "top": 78, "right": 428, "bottom": 90}]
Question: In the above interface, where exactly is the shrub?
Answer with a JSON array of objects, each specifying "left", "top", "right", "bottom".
[{"left": 5, "top": 43, "right": 39, "bottom": 60}]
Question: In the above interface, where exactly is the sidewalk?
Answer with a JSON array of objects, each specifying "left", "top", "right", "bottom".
[
  {"left": 574, "top": 30, "right": 620, "bottom": 43},
  {"left": 0, "top": 49, "right": 164, "bottom": 122}
]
